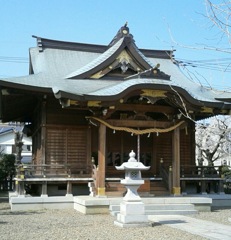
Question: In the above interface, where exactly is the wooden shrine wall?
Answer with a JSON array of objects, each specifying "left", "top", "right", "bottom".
[
  {"left": 32, "top": 97, "right": 91, "bottom": 170},
  {"left": 45, "top": 127, "right": 87, "bottom": 162},
  {"left": 31, "top": 97, "right": 196, "bottom": 174}
]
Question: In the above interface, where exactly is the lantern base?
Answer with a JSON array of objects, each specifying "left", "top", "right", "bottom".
[{"left": 114, "top": 201, "right": 150, "bottom": 227}]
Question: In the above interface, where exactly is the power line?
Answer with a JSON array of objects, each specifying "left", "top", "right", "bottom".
[
  {"left": 0, "top": 56, "right": 28, "bottom": 63},
  {"left": 175, "top": 57, "right": 231, "bottom": 72}
]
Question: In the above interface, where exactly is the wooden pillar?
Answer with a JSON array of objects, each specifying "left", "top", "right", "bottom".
[
  {"left": 172, "top": 127, "right": 181, "bottom": 196},
  {"left": 97, "top": 123, "right": 106, "bottom": 197},
  {"left": 86, "top": 127, "right": 92, "bottom": 168},
  {"left": 41, "top": 100, "right": 47, "bottom": 165}
]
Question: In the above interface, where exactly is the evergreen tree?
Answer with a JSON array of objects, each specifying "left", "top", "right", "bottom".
[{"left": 0, "top": 154, "right": 16, "bottom": 182}]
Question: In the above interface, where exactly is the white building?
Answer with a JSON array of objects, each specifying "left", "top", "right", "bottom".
[{"left": 0, "top": 123, "right": 32, "bottom": 163}]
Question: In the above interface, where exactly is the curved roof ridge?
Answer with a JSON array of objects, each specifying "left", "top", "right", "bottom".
[
  {"left": 84, "top": 78, "right": 227, "bottom": 105},
  {"left": 65, "top": 38, "right": 124, "bottom": 79},
  {"left": 131, "top": 42, "right": 155, "bottom": 68},
  {"left": 65, "top": 26, "right": 158, "bottom": 79}
]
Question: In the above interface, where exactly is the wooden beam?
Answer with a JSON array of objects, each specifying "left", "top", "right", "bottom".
[{"left": 115, "top": 104, "right": 176, "bottom": 114}]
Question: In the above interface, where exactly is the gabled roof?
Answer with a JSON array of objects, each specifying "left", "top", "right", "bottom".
[
  {"left": 1, "top": 24, "right": 231, "bottom": 119},
  {"left": 65, "top": 24, "right": 162, "bottom": 79}
]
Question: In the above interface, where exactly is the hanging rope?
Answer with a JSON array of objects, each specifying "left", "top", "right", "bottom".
[
  {"left": 137, "top": 131, "right": 140, "bottom": 161},
  {"left": 86, "top": 116, "right": 185, "bottom": 135}
]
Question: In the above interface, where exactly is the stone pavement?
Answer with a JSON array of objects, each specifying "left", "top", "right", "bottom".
[{"left": 148, "top": 215, "right": 231, "bottom": 240}]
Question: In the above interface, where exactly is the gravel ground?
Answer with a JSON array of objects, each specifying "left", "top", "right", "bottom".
[
  {"left": 0, "top": 199, "right": 230, "bottom": 240},
  {"left": 191, "top": 207, "right": 231, "bottom": 226}
]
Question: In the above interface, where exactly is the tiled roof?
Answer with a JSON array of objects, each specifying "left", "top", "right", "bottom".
[
  {"left": 0, "top": 125, "right": 23, "bottom": 135},
  {"left": 0, "top": 25, "right": 231, "bottom": 110}
]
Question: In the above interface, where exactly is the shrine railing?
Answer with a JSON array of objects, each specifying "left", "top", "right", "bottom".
[
  {"left": 159, "top": 160, "right": 172, "bottom": 193},
  {"left": 180, "top": 165, "right": 227, "bottom": 194},
  {"left": 16, "top": 163, "right": 92, "bottom": 179},
  {"left": 0, "top": 177, "right": 15, "bottom": 191},
  {"left": 180, "top": 165, "right": 222, "bottom": 178}
]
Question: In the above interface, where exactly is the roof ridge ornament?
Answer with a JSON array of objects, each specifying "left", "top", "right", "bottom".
[
  {"left": 32, "top": 35, "right": 43, "bottom": 52},
  {"left": 125, "top": 64, "right": 171, "bottom": 80},
  {"left": 108, "top": 22, "right": 133, "bottom": 47}
]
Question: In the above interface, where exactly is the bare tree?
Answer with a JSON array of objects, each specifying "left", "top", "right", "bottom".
[
  {"left": 14, "top": 131, "right": 24, "bottom": 165},
  {"left": 205, "top": 0, "right": 231, "bottom": 45}
]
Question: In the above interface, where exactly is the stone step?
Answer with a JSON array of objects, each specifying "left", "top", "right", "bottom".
[
  {"left": 109, "top": 204, "right": 120, "bottom": 213},
  {"left": 145, "top": 209, "right": 198, "bottom": 215},
  {"left": 145, "top": 203, "right": 195, "bottom": 211},
  {"left": 110, "top": 203, "right": 198, "bottom": 216},
  {"left": 110, "top": 203, "right": 195, "bottom": 211}
]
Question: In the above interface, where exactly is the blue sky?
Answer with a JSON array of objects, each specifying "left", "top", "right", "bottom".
[{"left": 0, "top": 0, "right": 230, "bottom": 90}]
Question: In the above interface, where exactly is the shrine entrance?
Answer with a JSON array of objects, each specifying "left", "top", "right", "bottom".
[
  {"left": 90, "top": 118, "right": 185, "bottom": 197},
  {"left": 106, "top": 130, "right": 152, "bottom": 166}
]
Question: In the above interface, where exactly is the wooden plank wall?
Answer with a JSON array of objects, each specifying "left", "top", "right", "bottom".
[
  {"left": 46, "top": 98, "right": 88, "bottom": 125},
  {"left": 32, "top": 97, "right": 91, "bottom": 171},
  {"left": 46, "top": 127, "right": 88, "bottom": 170},
  {"left": 180, "top": 122, "right": 196, "bottom": 171},
  {"left": 180, "top": 129, "right": 193, "bottom": 166},
  {"left": 45, "top": 97, "right": 90, "bottom": 170},
  {"left": 32, "top": 101, "right": 43, "bottom": 165},
  {"left": 155, "top": 132, "right": 172, "bottom": 168}
]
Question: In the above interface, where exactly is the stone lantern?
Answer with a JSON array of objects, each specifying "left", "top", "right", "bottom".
[{"left": 114, "top": 150, "right": 151, "bottom": 227}]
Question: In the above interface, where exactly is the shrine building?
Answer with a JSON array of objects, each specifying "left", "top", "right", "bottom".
[{"left": 1, "top": 24, "right": 231, "bottom": 197}]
